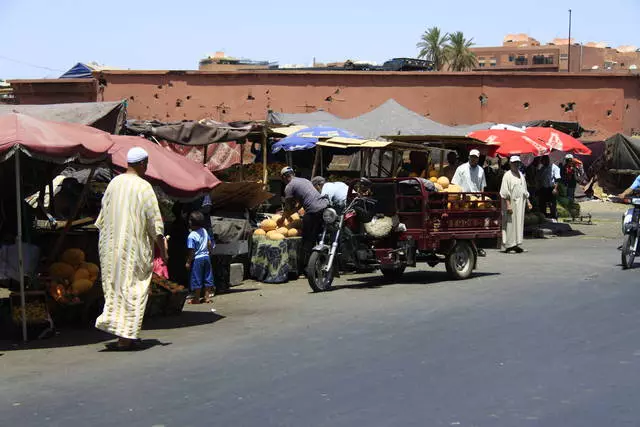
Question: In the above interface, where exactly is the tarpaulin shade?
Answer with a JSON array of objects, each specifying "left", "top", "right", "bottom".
[
  {"left": 0, "top": 113, "right": 114, "bottom": 164},
  {"left": 108, "top": 135, "right": 220, "bottom": 199},
  {"left": 605, "top": 134, "right": 640, "bottom": 172},
  {"left": 125, "top": 119, "right": 253, "bottom": 146},
  {"left": 0, "top": 101, "right": 127, "bottom": 133}
]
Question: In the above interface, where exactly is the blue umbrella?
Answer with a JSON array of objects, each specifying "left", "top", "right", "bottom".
[{"left": 271, "top": 126, "right": 362, "bottom": 153}]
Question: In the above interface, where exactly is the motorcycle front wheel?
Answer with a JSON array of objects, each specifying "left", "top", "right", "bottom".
[
  {"left": 307, "top": 251, "right": 335, "bottom": 292},
  {"left": 621, "top": 233, "right": 637, "bottom": 269}
]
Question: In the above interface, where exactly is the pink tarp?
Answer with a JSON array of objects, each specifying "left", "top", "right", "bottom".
[
  {"left": 109, "top": 135, "right": 221, "bottom": 199},
  {"left": 0, "top": 113, "right": 114, "bottom": 163}
]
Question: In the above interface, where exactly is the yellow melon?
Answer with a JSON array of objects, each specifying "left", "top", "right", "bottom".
[
  {"left": 71, "top": 279, "right": 93, "bottom": 295},
  {"left": 61, "top": 248, "right": 85, "bottom": 268},
  {"left": 266, "top": 231, "right": 285, "bottom": 241},
  {"left": 276, "top": 227, "right": 289, "bottom": 235},
  {"left": 287, "top": 228, "right": 299, "bottom": 237},
  {"left": 434, "top": 183, "right": 444, "bottom": 192},
  {"left": 437, "top": 176, "right": 450, "bottom": 189},
  {"left": 84, "top": 262, "right": 100, "bottom": 280},
  {"left": 74, "top": 268, "right": 91, "bottom": 282},
  {"left": 447, "top": 184, "right": 463, "bottom": 193},
  {"left": 429, "top": 177, "right": 438, "bottom": 183},
  {"left": 289, "top": 213, "right": 301, "bottom": 222},
  {"left": 49, "top": 262, "right": 75, "bottom": 280},
  {"left": 260, "top": 219, "right": 277, "bottom": 231},
  {"left": 429, "top": 169, "right": 439, "bottom": 178},
  {"left": 254, "top": 228, "right": 266, "bottom": 236}
]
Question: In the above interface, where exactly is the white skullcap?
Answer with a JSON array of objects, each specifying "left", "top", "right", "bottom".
[
  {"left": 510, "top": 155, "right": 521, "bottom": 163},
  {"left": 565, "top": 153, "right": 574, "bottom": 159},
  {"left": 469, "top": 149, "right": 480, "bottom": 157},
  {"left": 127, "top": 147, "right": 149, "bottom": 164}
]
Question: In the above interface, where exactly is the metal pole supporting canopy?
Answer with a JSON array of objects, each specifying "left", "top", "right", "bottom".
[{"left": 14, "top": 152, "right": 27, "bottom": 341}]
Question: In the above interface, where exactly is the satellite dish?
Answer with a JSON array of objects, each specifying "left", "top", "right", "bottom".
[{"left": 591, "top": 65, "right": 599, "bottom": 70}]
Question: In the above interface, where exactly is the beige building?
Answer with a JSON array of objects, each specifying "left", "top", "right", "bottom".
[
  {"left": 471, "top": 34, "right": 640, "bottom": 72},
  {"left": 199, "top": 52, "right": 276, "bottom": 71}
]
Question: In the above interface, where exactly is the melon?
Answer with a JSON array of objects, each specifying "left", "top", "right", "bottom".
[
  {"left": 429, "top": 169, "right": 439, "bottom": 178},
  {"left": 254, "top": 228, "right": 266, "bottom": 236},
  {"left": 84, "top": 262, "right": 100, "bottom": 281},
  {"left": 447, "top": 184, "right": 463, "bottom": 193},
  {"left": 429, "top": 177, "right": 438, "bottom": 183},
  {"left": 49, "top": 262, "right": 75, "bottom": 280},
  {"left": 74, "top": 268, "right": 91, "bottom": 282},
  {"left": 276, "top": 227, "right": 289, "bottom": 235},
  {"left": 289, "top": 213, "right": 301, "bottom": 222},
  {"left": 287, "top": 228, "right": 299, "bottom": 237},
  {"left": 271, "top": 214, "right": 282, "bottom": 223},
  {"left": 260, "top": 219, "right": 277, "bottom": 231},
  {"left": 266, "top": 231, "right": 285, "bottom": 241},
  {"left": 434, "top": 183, "right": 444, "bottom": 192},
  {"left": 436, "top": 176, "right": 450, "bottom": 189},
  {"left": 71, "top": 279, "right": 93, "bottom": 295},
  {"left": 61, "top": 248, "right": 85, "bottom": 268}
]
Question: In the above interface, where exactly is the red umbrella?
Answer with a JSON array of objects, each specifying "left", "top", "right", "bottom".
[
  {"left": 523, "top": 127, "right": 592, "bottom": 155},
  {"left": 0, "top": 113, "right": 114, "bottom": 162},
  {"left": 108, "top": 135, "right": 220, "bottom": 199},
  {"left": 468, "top": 129, "right": 551, "bottom": 157}
]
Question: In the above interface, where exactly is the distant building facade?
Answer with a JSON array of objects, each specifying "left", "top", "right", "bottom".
[{"left": 471, "top": 34, "right": 640, "bottom": 72}]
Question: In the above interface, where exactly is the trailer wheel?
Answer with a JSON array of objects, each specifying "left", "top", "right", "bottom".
[{"left": 445, "top": 241, "right": 475, "bottom": 280}]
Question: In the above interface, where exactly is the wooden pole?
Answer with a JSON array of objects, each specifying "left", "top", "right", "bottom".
[
  {"left": 438, "top": 149, "right": 445, "bottom": 176},
  {"left": 262, "top": 128, "right": 268, "bottom": 190},
  {"left": 14, "top": 152, "right": 27, "bottom": 341},
  {"left": 203, "top": 145, "right": 208, "bottom": 166},
  {"left": 311, "top": 145, "right": 321, "bottom": 178},
  {"left": 239, "top": 141, "right": 245, "bottom": 181},
  {"left": 359, "top": 151, "right": 364, "bottom": 177},
  {"left": 391, "top": 150, "right": 398, "bottom": 177},
  {"left": 378, "top": 149, "right": 384, "bottom": 177}
]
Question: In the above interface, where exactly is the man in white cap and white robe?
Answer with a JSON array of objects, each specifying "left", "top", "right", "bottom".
[
  {"left": 95, "top": 147, "right": 167, "bottom": 350},
  {"left": 500, "top": 155, "right": 532, "bottom": 253},
  {"left": 452, "top": 149, "right": 487, "bottom": 193}
]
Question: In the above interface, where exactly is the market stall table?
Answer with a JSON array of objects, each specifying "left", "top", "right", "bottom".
[{"left": 250, "top": 236, "right": 303, "bottom": 283}]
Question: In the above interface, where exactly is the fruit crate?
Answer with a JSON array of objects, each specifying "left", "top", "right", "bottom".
[{"left": 9, "top": 291, "right": 54, "bottom": 340}]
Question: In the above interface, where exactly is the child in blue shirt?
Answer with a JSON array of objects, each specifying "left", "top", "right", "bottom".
[{"left": 185, "top": 211, "right": 214, "bottom": 304}]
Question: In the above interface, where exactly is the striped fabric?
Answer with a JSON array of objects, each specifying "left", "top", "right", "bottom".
[{"left": 94, "top": 173, "right": 164, "bottom": 339}]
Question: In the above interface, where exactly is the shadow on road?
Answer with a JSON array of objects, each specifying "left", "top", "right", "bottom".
[
  {"left": 0, "top": 328, "right": 114, "bottom": 352},
  {"left": 143, "top": 310, "right": 225, "bottom": 330},
  {"left": 99, "top": 339, "right": 172, "bottom": 353},
  {"left": 217, "top": 287, "right": 260, "bottom": 295},
  {"left": 332, "top": 271, "right": 500, "bottom": 291}
]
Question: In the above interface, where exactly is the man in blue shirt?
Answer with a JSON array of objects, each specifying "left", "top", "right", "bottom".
[{"left": 619, "top": 175, "right": 640, "bottom": 198}]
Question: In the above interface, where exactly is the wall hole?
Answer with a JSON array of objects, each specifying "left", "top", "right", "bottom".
[
  {"left": 175, "top": 99, "right": 183, "bottom": 107},
  {"left": 606, "top": 110, "right": 612, "bottom": 117},
  {"left": 523, "top": 102, "right": 530, "bottom": 109}
]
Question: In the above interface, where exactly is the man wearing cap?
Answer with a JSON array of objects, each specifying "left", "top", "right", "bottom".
[
  {"left": 535, "top": 155, "right": 561, "bottom": 220},
  {"left": 561, "top": 154, "right": 578, "bottom": 202},
  {"left": 95, "top": 147, "right": 167, "bottom": 350},
  {"left": 452, "top": 149, "right": 487, "bottom": 193},
  {"left": 279, "top": 167, "right": 329, "bottom": 270},
  {"left": 500, "top": 155, "right": 533, "bottom": 253}
]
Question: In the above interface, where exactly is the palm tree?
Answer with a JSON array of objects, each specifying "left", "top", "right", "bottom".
[
  {"left": 416, "top": 27, "right": 449, "bottom": 71},
  {"left": 445, "top": 31, "right": 478, "bottom": 71}
]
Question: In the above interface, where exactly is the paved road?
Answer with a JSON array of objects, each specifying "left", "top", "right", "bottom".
[{"left": 2, "top": 211, "right": 639, "bottom": 427}]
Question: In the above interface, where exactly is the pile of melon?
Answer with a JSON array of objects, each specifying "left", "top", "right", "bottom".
[
  {"left": 48, "top": 248, "right": 100, "bottom": 298},
  {"left": 254, "top": 210, "right": 304, "bottom": 240},
  {"left": 429, "top": 176, "right": 494, "bottom": 209}
]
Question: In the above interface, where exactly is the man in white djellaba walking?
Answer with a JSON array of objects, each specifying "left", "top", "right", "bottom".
[{"left": 95, "top": 147, "right": 167, "bottom": 350}]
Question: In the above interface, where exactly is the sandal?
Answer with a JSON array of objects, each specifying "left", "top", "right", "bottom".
[{"left": 188, "top": 299, "right": 202, "bottom": 305}]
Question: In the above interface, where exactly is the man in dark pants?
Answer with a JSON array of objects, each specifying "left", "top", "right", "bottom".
[
  {"left": 278, "top": 167, "right": 329, "bottom": 273},
  {"left": 536, "top": 155, "right": 560, "bottom": 220}
]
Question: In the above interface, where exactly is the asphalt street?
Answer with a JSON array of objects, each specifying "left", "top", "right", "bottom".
[{"left": 2, "top": 202, "right": 639, "bottom": 427}]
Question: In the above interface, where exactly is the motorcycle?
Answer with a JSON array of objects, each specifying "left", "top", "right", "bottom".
[
  {"left": 306, "top": 191, "right": 376, "bottom": 293},
  {"left": 621, "top": 196, "right": 640, "bottom": 269}
]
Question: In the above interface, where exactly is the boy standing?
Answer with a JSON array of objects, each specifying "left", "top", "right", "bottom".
[{"left": 186, "top": 211, "right": 215, "bottom": 304}]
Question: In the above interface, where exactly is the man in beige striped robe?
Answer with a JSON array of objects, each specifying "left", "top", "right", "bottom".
[{"left": 95, "top": 147, "right": 167, "bottom": 350}]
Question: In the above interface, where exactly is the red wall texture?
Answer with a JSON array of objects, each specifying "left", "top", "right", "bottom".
[{"left": 12, "top": 71, "right": 640, "bottom": 140}]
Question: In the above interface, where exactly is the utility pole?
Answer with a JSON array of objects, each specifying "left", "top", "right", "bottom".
[{"left": 567, "top": 9, "right": 572, "bottom": 72}]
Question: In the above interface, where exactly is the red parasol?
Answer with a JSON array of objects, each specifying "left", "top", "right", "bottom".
[
  {"left": 468, "top": 129, "right": 551, "bottom": 157},
  {"left": 108, "top": 135, "right": 220, "bottom": 199},
  {"left": 523, "top": 127, "right": 592, "bottom": 155},
  {"left": 0, "top": 113, "right": 114, "bottom": 162}
]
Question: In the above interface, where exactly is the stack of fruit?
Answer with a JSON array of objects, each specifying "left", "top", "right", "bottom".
[
  {"left": 47, "top": 248, "right": 100, "bottom": 301},
  {"left": 254, "top": 210, "right": 304, "bottom": 240},
  {"left": 12, "top": 301, "right": 48, "bottom": 324},
  {"left": 428, "top": 176, "right": 495, "bottom": 209},
  {"left": 151, "top": 273, "right": 185, "bottom": 294}
]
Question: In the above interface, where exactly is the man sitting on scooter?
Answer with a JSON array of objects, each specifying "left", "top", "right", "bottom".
[
  {"left": 619, "top": 175, "right": 640, "bottom": 232},
  {"left": 278, "top": 167, "right": 329, "bottom": 271}
]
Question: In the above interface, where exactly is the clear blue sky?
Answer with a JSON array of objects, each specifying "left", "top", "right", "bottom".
[{"left": 1, "top": 0, "right": 638, "bottom": 79}]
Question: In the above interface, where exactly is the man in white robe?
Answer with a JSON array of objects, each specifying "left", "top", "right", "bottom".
[
  {"left": 95, "top": 147, "right": 167, "bottom": 350},
  {"left": 500, "top": 155, "right": 532, "bottom": 253}
]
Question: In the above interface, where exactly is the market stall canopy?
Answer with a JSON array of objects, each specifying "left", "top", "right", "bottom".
[
  {"left": 267, "top": 110, "right": 342, "bottom": 127},
  {"left": 272, "top": 126, "right": 363, "bottom": 153},
  {"left": 108, "top": 135, "right": 220, "bottom": 199},
  {"left": 319, "top": 137, "right": 432, "bottom": 152},
  {"left": 0, "top": 113, "right": 114, "bottom": 164},
  {"left": 604, "top": 133, "right": 640, "bottom": 174},
  {"left": 0, "top": 101, "right": 126, "bottom": 133},
  {"left": 124, "top": 119, "right": 254, "bottom": 146}
]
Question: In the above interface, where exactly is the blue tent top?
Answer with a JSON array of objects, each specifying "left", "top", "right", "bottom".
[
  {"left": 60, "top": 63, "right": 96, "bottom": 79},
  {"left": 272, "top": 126, "right": 362, "bottom": 153}
]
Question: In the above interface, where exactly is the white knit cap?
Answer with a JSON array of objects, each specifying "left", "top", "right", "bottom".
[
  {"left": 469, "top": 149, "right": 480, "bottom": 157},
  {"left": 127, "top": 147, "right": 149, "bottom": 164},
  {"left": 510, "top": 155, "right": 521, "bottom": 163},
  {"left": 565, "top": 153, "right": 574, "bottom": 159}
]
